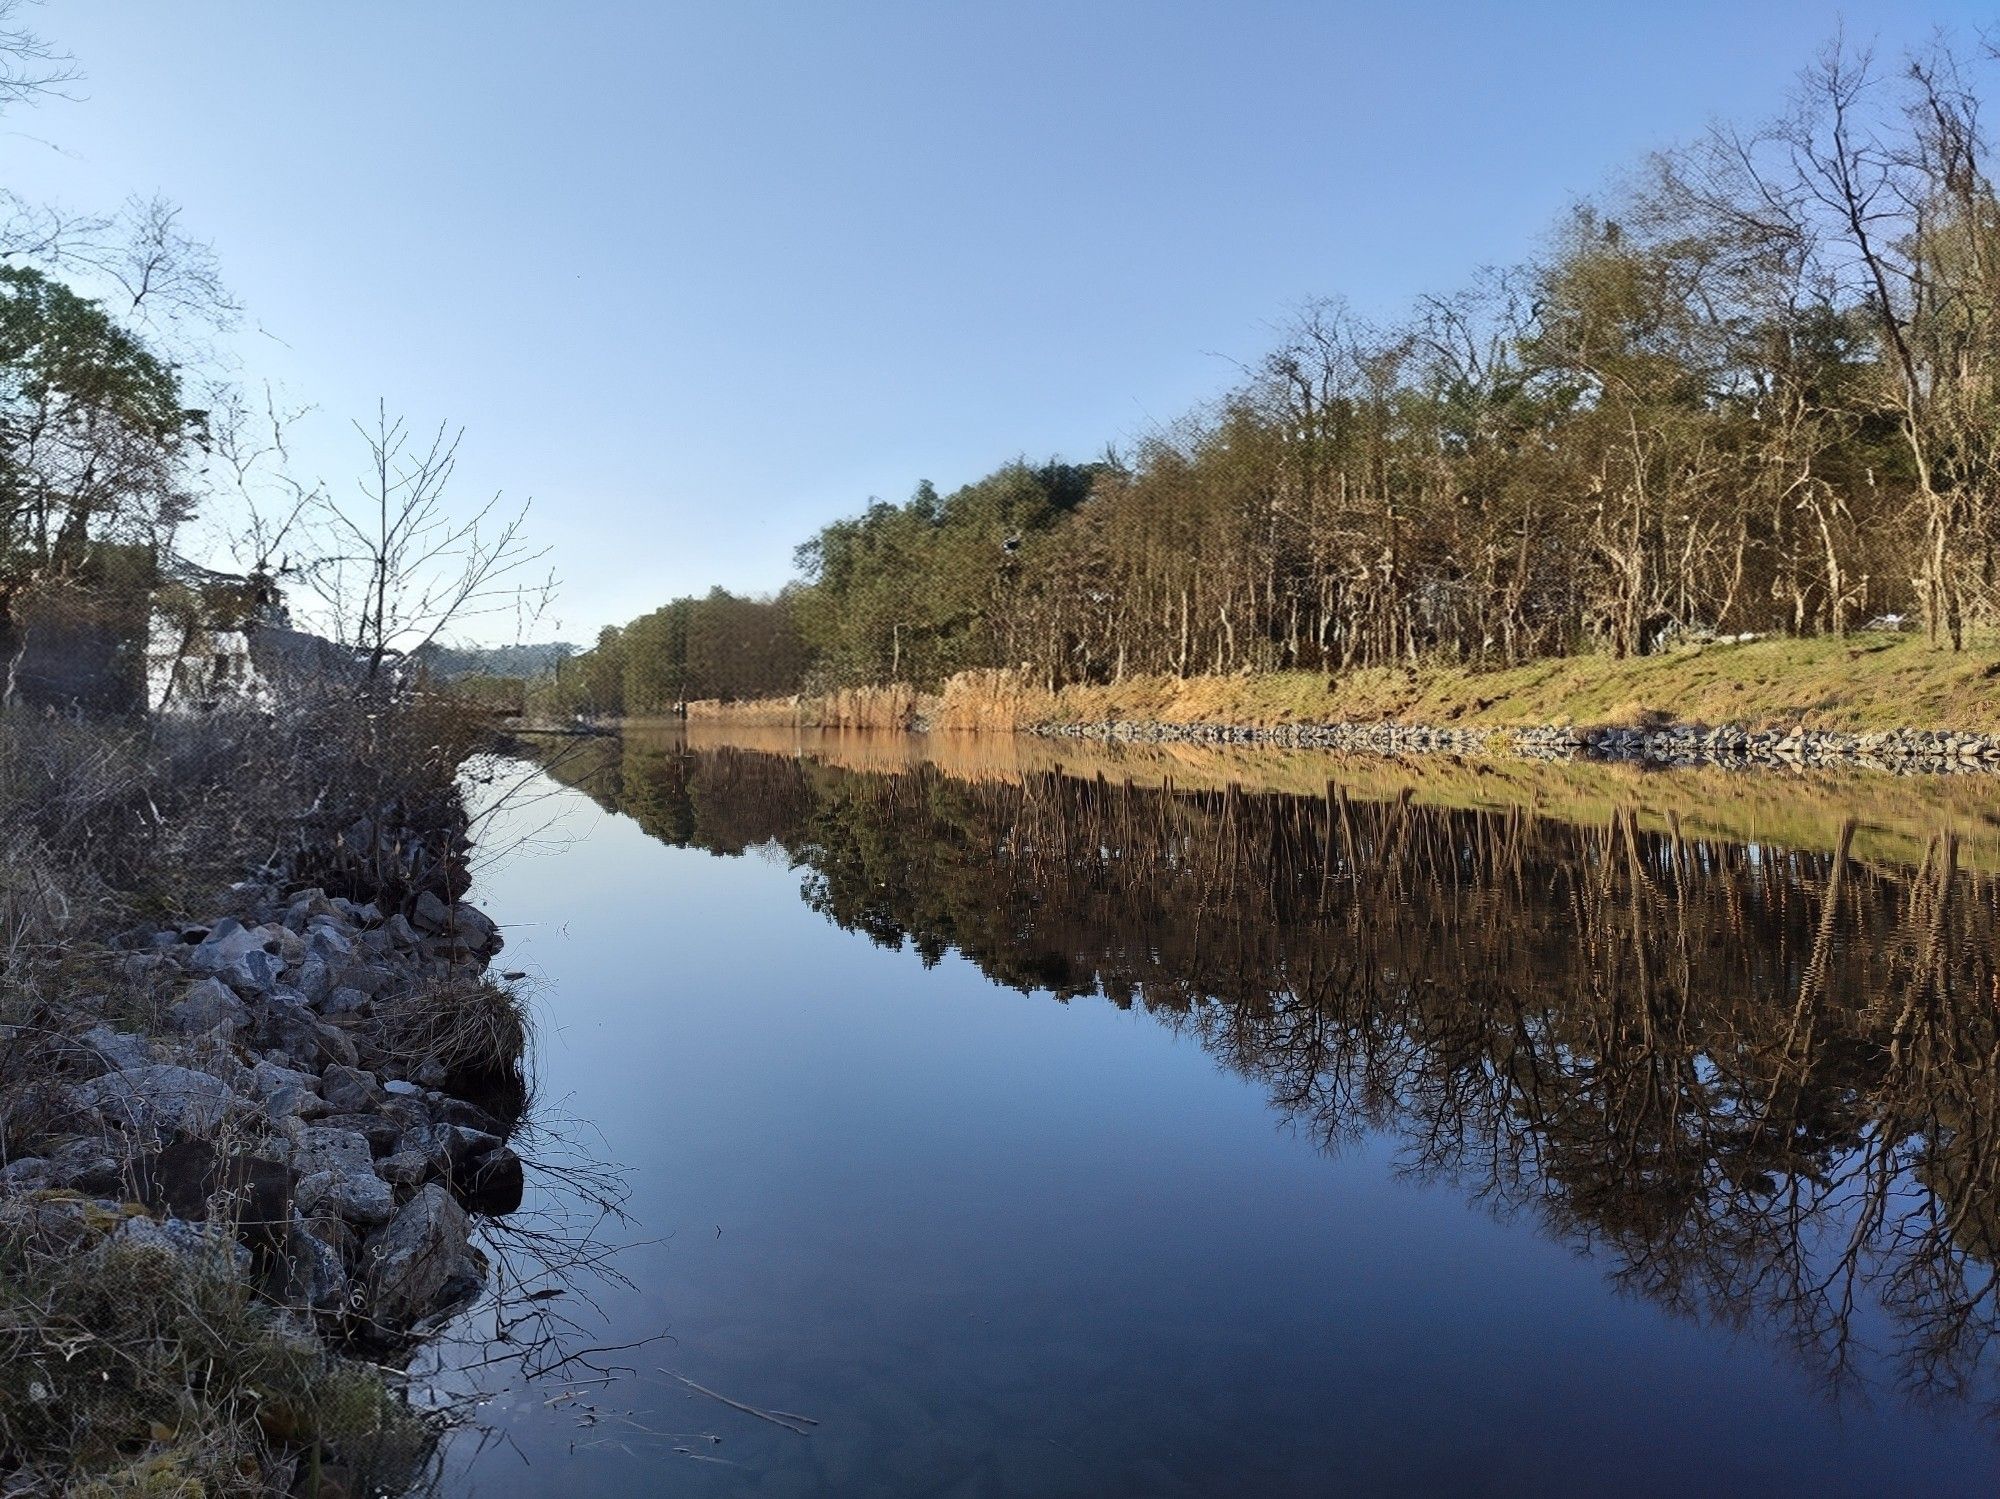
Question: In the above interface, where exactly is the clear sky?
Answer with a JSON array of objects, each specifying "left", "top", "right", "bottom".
[{"left": 10, "top": 1, "right": 1981, "bottom": 643}]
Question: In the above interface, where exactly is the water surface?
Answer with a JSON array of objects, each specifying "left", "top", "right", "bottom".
[{"left": 443, "top": 729, "right": 2000, "bottom": 1496}]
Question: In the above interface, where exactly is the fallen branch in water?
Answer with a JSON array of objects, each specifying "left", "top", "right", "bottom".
[{"left": 660, "top": 1369, "right": 816, "bottom": 1435}]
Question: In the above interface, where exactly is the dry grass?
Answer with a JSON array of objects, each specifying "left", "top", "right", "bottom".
[
  {"left": 0, "top": 691, "right": 497, "bottom": 1494},
  {"left": 0, "top": 1198, "right": 432, "bottom": 1495},
  {"left": 667, "top": 635, "right": 2000, "bottom": 738},
  {"left": 687, "top": 683, "right": 933, "bottom": 730},
  {"left": 369, "top": 975, "right": 531, "bottom": 1122},
  {"left": 1027, "top": 634, "right": 2000, "bottom": 733}
]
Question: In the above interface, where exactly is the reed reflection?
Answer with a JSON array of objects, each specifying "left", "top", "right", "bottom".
[{"left": 544, "top": 733, "right": 2000, "bottom": 1423}]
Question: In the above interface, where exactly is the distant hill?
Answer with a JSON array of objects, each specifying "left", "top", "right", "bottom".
[{"left": 415, "top": 641, "right": 577, "bottom": 680}]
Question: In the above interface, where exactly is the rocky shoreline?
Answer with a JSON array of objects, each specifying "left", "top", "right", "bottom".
[
  {"left": 1027, "top": 718, "right": 2000, "bottom": 773},
  {"left": 0, "top": 789, "right": 528, "bottom": 1483}
]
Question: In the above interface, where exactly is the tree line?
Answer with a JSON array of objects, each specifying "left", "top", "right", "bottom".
[{"left": 549, "top": 34, "right": 2000, "bottom": 715}]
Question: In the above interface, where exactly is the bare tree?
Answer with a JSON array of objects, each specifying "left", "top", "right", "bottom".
[
  {"left": 306, "top": 403, "right": 553, "bottom": 685},
  {"left": 0, "top": 0, "right": 75, "bottom": 112},
  {"left": 205, "top": 380, "right": 319, "bottom": 579}
]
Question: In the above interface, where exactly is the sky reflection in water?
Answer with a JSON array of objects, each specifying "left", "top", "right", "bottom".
[{"left": 443, "top": 730, "right": 2000, "bottom": 1497}]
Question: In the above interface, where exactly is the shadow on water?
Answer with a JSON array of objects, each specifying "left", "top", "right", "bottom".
[{"left": 539, "top": 727, "right": 2000, "bottom": 1429}]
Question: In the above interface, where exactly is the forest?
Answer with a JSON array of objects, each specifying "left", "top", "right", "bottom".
[{"left": 547, "top": 38, "right": 2000, "bottom": 717}]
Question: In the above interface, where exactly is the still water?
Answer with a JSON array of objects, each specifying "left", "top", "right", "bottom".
[{"left": 441, "top": 728, "right": 2000, "bottom": 1496}]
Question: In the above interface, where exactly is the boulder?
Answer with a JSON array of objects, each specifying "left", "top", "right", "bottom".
[
  {"left": 106, "top": 1213, "right": 251, "bottom": 1275},
  {"left": 377, "top": 1150, "right": 430, "bottom": 1188},
  {"left": 76, "top": 1064, "right": 240, "bottom": 1136},
  {"left": 185, "top": 920, "right": 275, "bottom": 977},
  {"left": 168, "top": 977, "right": 250, "bottom": 1037},
  {"left": 293, "top": 953, "right": 334, "bottom": 1004},
  {"left": 76, "top": 1024, "right": 154, "bottom": 1074},
  {"left": 321, "top": 1066, "right": 383, "bottom": 1114},
  {"left": 426, "top": 1124, "right": 525, "bottom": 1214},
  {"left": 303, "top": 1169, "right": 394, "bottom": 1228},
  {"left": 411, "top": 890, "right": 451, "bottom": 932},
  {"left": 362, "top": 1184, "right": 470, "bottom": 1327},
  {"left": 321, "top": 986, "right": 370, "bottom": 1018},
  {"left": 221, "top": 948, "right": 284, "bottom": 997},
  {"left": 248, "top": 1059, "right": 323, "bottom": 1122},
  {"left": 272, "top": 1209, "right": 352, "bottom": 1314},
  {"left": 285, "top": 1125, "right": 394, "bottom": 1227},
  {"left": 316, "top": 1112, "right": 403, "bottom": 1156}
]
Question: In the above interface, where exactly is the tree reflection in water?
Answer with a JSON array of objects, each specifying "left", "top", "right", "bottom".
[{"left": 544, "top": 734, "right": 2000, "bottom": 1424}]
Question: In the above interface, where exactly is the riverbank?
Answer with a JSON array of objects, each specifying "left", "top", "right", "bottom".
[
  {"left": 669, "top": 635, "right": 2000, "bottom": 772},
  {"left": 0, "top": 699, "right": 528, "bottom": 1494}
]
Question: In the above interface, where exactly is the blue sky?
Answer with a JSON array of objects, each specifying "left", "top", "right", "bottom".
[{"left": 11, "top": 1, "right": 1979, "bottom": 643}]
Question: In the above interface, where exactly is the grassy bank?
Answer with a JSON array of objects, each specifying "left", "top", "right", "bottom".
[
  {"left": 0, "top": 695, "right": 507, "bottom": 1494},
  {"left": 679, "top": 634, "right": 2000, "bottom": 736}
]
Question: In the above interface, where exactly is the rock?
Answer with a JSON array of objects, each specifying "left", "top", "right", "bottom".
[
  {"left": 35, "top": 1139, "right": 123, "bottom": 1195},
  {"left": 251, "top": 1059, "right": 319, "bottom": 1097},
  {"left": 433, "top": 1096, "right": 503, "bottom": 1135},
  {"left": 221, "top": 948, "right": 284, "bottom": 996},
  {"left": 382, "top": 1079, "right": 424, "bottom": 1099},
  {"left": 321, "top": 986, "right": 370, "bottom": 1018},
  {"left": 294, "top": 953, "right": 334, "bottom": 1004},
  {"left": 321, "top": 1066, "right": 383, "bottom": 1114},
  {"left": 249, "top": 1059, "right": 324, "bottom": 1122},
  {"left": 0, "top": 1192, "right": 112, "bottom": 1254},
  {"left": 297, "top": 1164, "right": 395, "bottom": 1227},
  {"left": 453, "top": 905, "right": 498, "bottom": 950},
  {"left": 272, "top": 1210, "right": 352, "bottom": 1314},
  {"left": 316, "top": 1112, "right": 403, "bottom": 1156},
  {"left": 308, "top": 924, "right": 355, "bottom": 960},
  {"left": 437, "top": 1243, "right": 489, "bottom": 1311},
  {"left": 426, "top": 1124, "right": 525, "bottom": 1214},
  {"left": 76, "top": 1064, "right": 240, "bottom": 1136},
  {"left": 377, "top": 1150, "right": 430, "bottom": 1188},
  {"left": 285, "top": 1125, "right": 395, "bottom": 1226},
  {"left": 0, "top": 1156, "right": 50, "bottom": 1190},
  {"left": 362, "top": 1184, "right": 470, "bottom": 1327},
  {"left": 287, "top": 887, "right": 338, "bottom": 920},
  {"left": 108, "top": 1213, "right": 250, "bottom": 1274},
  {"left": 281, "top": 1124, "right": 373, "bottom": 1176},
  {"left": 261, "top": 1009, "right": 360, "bottom": 1071},
  {"left": 185, "top": 921, "right": 275, "bottom": 977},
  {"left": 121, "top": 951, "right": 177, "bottom": 989},
  {"left": 168, "top": 977, "right": 250, "bottom": 1037},
  {"left": 411, "top": 890, "right": 451, "bottom": 932},
  {"left": 76, "top": 1024, "right": 154, "bottom": 1073},
  {"left": 333, "top": 961, "right": 394, "bottom": 998}
]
